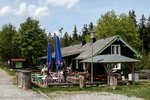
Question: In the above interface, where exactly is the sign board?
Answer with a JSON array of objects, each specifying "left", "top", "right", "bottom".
[{"left": 15, "top": 62, "right": 23, "bottom": 68}]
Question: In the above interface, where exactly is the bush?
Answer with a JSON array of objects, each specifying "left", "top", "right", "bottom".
[{"left": 138, "top": 53, "right": 150, "bottom": 69}]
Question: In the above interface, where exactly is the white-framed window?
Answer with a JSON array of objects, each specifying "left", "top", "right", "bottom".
[
  {"left": 111, "top": 45, "right": 121, "bottom": 55},
  {"left": 111, "top": 45, "right": 121, "bottom": 69}
]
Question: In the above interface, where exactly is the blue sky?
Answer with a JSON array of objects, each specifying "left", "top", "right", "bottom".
[{"left": 0, "top": 0, "right": 149, "bottom": 36}]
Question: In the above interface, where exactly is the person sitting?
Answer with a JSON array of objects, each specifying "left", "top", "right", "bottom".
[{"left": 41, "top": 64, "right": 47, "bottom": 75}]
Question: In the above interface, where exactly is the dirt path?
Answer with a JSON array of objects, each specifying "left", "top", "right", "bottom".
[
  {"left": 0, "top": 69, "right": 49, "bottom": 100},
  {"left": 0, "top": 69, "right": 13, "bottom": 85},
  {"left": 46, "top": 91, "right": 144, "bottom": 100}
]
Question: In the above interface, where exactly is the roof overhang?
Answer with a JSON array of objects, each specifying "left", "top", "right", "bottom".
[
  {"left": 11, "top": 58, "right": 26, "bottom": 62},
  {"left": 38, "top": 52, "right": 81, "bottom": 60},
  {"left": 80, "top": 55, "right": 139, "bottom": 63}
]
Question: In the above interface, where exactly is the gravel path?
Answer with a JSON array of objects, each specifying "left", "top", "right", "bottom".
[
  {"left": 47, "top": 91, "right": 144, "bottom": 100},
  {"left": 0, "top": 69, "right": 48, "bottom": 100},
  {"left": 0, "top": 69, "right": 144, "bottom": 100}
]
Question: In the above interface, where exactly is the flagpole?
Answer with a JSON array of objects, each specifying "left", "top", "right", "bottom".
[{"left": 90, "top": 30, "right": 95, "bottom": 83}]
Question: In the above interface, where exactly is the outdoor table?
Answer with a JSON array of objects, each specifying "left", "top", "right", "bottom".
[
  {"left": 36, "top": 75, "right": 47, "bottom": 84},
  {"left": 31, "top": 74, "right": 41, "bottom": 82},
  {"left": 31, "top": 74, "right": 41, "bottom": 83},
  {"left": 36, "top": 75, "right": 43, "bottom": 83}
]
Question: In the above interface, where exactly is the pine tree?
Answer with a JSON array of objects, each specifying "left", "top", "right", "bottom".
[
  {"left": 63, "top": 32, "right": 69, "bottom": 47},
  {"left": 68, "top": 35, "right": 73, "bottom": 46},
  {"left": 129, "top": 10, "right": 137, "bottom": 27},
  {"left": 72, "top": 24, "right": 79, "bottom": 44},
  {"left": 139, "top": 14, "right": 147, "bottom": 53},
  {"left": 89, "top": 22, "right": 94, "bottom": 31},
  {"left": 72, "top": 25, "right": 78, "bottom": 40},
  {"left": 82, "top": 24, "right": 88, "bottom": 38},
  {"left": 145, "top": 16, "right": 150, "bottom": 54}
]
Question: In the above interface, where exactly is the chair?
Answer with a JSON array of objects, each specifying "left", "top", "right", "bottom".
[{"left": 43, "top": 76, "right": 53, "bottom": 86}]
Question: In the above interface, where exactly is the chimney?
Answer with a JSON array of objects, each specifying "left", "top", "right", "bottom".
[
  {"left": 82, "top": 38, "right": 86, "bottom": 46},
  {"left": 92, "top": 37, "right": 96, "bottom": 43}
]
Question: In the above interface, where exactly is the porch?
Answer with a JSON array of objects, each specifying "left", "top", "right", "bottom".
[{"left": 80, "top": 54, "right": 139, "bottom": 85}]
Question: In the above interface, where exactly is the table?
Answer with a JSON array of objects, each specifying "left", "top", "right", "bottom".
[{"left": 31, "top": 74, "right": 47, "bottom": 84}]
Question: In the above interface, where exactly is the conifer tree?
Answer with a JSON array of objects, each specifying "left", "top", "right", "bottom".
[
  {"left": 129, "top": 10, "right": 137, "bottom": 27},
  {"left": 139, "top": 14, "right": 147, "bottom": 53},
  {"left": 145, "top": 16, "right": 150, "bottom": 54}
]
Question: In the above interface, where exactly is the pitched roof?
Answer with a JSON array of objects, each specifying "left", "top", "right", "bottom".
[
  {"left": 80, "top": 54, "right": 139, "bottom": 63},
  {"left": 38, "top": 44, "right": 82, "bottom": 59},
  {"left": 75, "top": 35, "right": 118, "bottom": 59},
  {"left": 52, "top": 44, "right": 82, "bottom": 57},
  {"left": 39, "top": 35, "right": 140, "bottom": 60}
]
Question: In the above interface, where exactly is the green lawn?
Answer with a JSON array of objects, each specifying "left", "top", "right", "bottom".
[
  {"left": 114, "top": 80, "right": 150, "bottom": 100},
  {"left": 32, "top": 80, "right": 150, "bottom": 100}
]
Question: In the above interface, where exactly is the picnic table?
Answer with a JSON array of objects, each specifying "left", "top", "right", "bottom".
[
  {"left": 31, "top": 72, "right": 64, "bottom": 85},
  {"left": 31, "top": 74, "right": 47, "bottom": 84}
]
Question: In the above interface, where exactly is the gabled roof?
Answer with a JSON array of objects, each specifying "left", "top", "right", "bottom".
[
  {"left": 76, "top": 35, "right": 141, "bottom": 60},
  {"left": 38, "top": 44, "right": 82, "bottom": 59},
  {"left": 80, "top": 54, "right": 139, "bottom": 63},
  {"left": 39, "top": 35, "right": 141, "bottom": 60},
  {"left": 75, "top": 36, "right": 118, "bottom": 59},
  {"left": 78, "top": 42, "right": 91, "bottom": 52},
  {"left": 52, "top": 44, "right": 82, "bottom": 57}
]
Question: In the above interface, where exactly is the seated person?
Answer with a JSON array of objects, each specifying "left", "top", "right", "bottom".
[{"left": 41, "top": 65, "right": 48, "bottom": 75}]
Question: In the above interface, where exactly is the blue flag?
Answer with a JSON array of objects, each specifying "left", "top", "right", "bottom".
[
  {"left": 46, "top": 42, "right": 52, "bottom": 68},
  {"left": 55, "top": 36, "right": 63, "bottom": 70}
]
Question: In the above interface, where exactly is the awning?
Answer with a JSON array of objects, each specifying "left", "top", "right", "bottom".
[
  {"left": 80, "top": 55, "right": 139, "bottom": 63},
  {"left": 11, "top": 58, "right": 26, "bottom": 62}
]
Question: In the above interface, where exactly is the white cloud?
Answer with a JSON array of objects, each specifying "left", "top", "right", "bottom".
[
  {"left": 39, "top": 0, "right": 79, "bottom": 9},
  {"left": 0, "top": 6, "right": 14, "bottom": 16},
  {"left": 52, "top": 30, "right": 62, "bottom": 37},
  {"left": 0, "top": 2, "right": 51, "bottom": 18},
  {"left": 34, "top": 6, "right": 50, "bottom": 17},
  {"left": 15, "top": 2, "right": 27, "bottom": 16},
  {"left": 15, "top": 0, "right": 25, "bottom": 3},
  {"left": 15, "top": 2, "right": 51, "bottom": 17}
]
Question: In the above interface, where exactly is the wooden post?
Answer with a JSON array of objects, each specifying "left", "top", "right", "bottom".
[
  {"left": 18, "top": 71, "right": 22, "bottom": 88},
  {"left": 79, "top": 72, "right": 86, "bottom": 88},
  {"left": 103, "top": 64, "right": 110, "bottom": 85},
  {"left": 110, "top": 74, "right": 117, "bottom": 90},
  {"left": 15, "top": 70, "right": 19, "bottom": 85},
  {"left": 132, "top": 63, "right": 135, "bottom": 84},
  {"left": 83, "top": 63, "right": 86, "bottom": 72},
  {"left": 17, "top": 70, "right": 31, "bottom": 90},
  {"left": 127, "top": 63, "right": 135, "bottom": 84},
  {"left": 76, "top": 59, "right": 79, "bottom": 69},
  {"left": 22, "top": 71, "right": 31, "bottom": 90}
]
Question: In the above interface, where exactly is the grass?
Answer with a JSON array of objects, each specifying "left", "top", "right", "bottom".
[
  {"left": 115, "top": 80, "right": 150, "bottom": 100},
  {"left": 32, "top": 80, "right": 150, "bottom": 100},
  {"left": 0, "top": 66, "right": 16, "bottom": 76}
]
